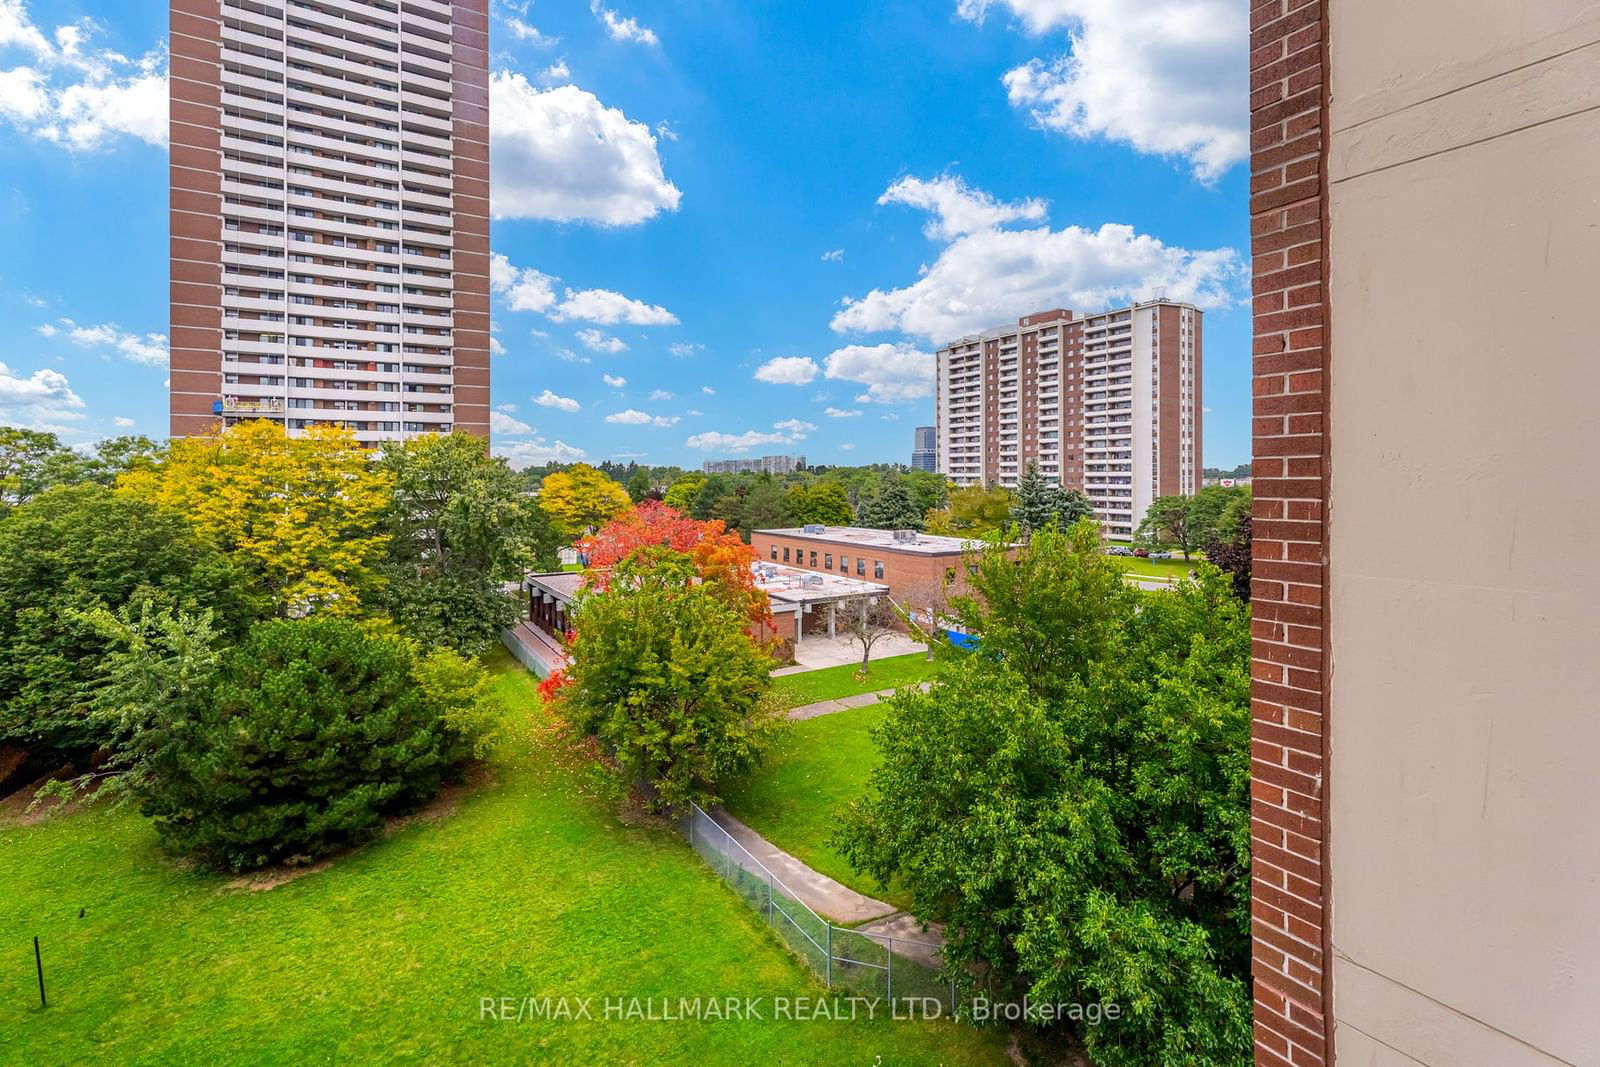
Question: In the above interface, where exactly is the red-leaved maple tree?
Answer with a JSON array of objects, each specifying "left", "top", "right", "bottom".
[{"left": 577, "top": 500, "right": 776, "bottom": 639}]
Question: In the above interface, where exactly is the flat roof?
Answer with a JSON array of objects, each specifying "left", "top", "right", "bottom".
[
  {"left": 754, "top": 526, "right": 984, "bottom": 556},
  {"left": 526, "top": 571, "right": 584, "bottom": 603},
  {"left": 754, "top": 562, "right": 889, "bottom": 606}
]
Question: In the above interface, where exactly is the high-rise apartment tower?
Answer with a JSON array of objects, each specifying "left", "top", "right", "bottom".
[
  {"left": 910, "top": 426, "right": 937, "bottom": 472},
  {"left": 935, "top": 299, "right": 1202, "bottom": 538},
  {"left": 169, "top": 0, "right": 491, "bottom": 442}
]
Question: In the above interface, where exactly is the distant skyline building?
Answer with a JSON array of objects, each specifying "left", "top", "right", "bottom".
[
  {"left": 910, "top": 426, "right": 937, "bottom": 472},
  {"left": 702, "top": 454, "right": 807, "bottom": 475},
  {"left": 935, "top": 299, "right": 1202, "bottom": 538},
  {"left": 169, "top": 0, "right": 491, "bottom": 443}
]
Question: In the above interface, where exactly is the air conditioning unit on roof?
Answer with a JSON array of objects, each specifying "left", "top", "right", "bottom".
[
  {"left": 892, "top": 530, "right": 919, "bottom": 543},
  {"left": 802, "top": 524, "right": 826, "bottom": 534}
]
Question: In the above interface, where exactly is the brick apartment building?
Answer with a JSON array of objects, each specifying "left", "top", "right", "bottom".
[
  {"left": 750, "top": 526, "right": 983, "bottom": 608},
  {"left": 1247, "top": 1, "right": 1600, "bottom": 1064},
  {"left": 935, "top": 299, "right": 1201, "bottom": 538},
  {"left": 169, "top": 0, "right": 491, "bottom": 443}
]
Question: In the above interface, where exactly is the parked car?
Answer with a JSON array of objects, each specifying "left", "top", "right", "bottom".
[
  {"left": 1105, "top": 545, "right": 1134, "bottom": 557},
  {"left": 1150, "top": 551, "right": 1173, "bottom": 560},
  {"left": 1133, "top": 548, "right": 1150, "bottom": 558}
]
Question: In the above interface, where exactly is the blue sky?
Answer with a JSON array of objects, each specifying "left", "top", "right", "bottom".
[{"left": 0, "top": 0, "right": 1251, "bottom": 468}]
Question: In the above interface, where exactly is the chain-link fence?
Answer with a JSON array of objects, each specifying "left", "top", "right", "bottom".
[{"left": 677, "top": 802, "right": 957, "bottom": 1015}]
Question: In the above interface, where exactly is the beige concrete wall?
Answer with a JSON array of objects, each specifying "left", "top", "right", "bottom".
[{"left": 1327, "top": 3, "right": 1600, "bottom": 1064}]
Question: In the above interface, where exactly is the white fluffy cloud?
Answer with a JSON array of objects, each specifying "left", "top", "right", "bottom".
[
  {"left": 494, "top": 438, "right": 587, "bottom": 468},
  {"left": 648, "top": 389, "right": 673, "bottom": 401},
  {"left": 773, "top": 418, "right": 817, "bottom": 434},
  {"left": 550, "top": 288, "right": 678, "bottom": 326},
  {"left": 0, "top": 359, "right": 85, "bottom": 428},
  {"left": 823, "top": 407, "right": 863, "bottom": 418},
  {"left": 503, "top": 15, "right": 558, "bottom": 47},
  {"left": 958, "top": 0, "right": 1247, "bottom": 183},
  {"left": 753, "top": 356, "right": 819, "bottom": 386},
  {"left": 879, "top": 175, "right": 1047, "bottom": 240},
  {"left": 575, "top": 329, "right": 628, "bottom": 353},
  {"left": 489, "top": 253, "right": 558, "bottom": 313},
  {"left": 0, "top": 1, "right": 167, "bottom": 151},
  {"left": 534, "top": 389, "right": 581, "bottom": 412},
  {"left": 700, "top": 386, "right": 715, "bottom": 395},
  {"left": 821, "top": 249, "right": 844, "bottom": 263},
  {"left": 490, "top": 410, "right": 534, "bottom": 435},
  {"left": 489, "top": 336, "right": 507, "bottom": 356},
  {"left": 823, "top": 343, "right": 935, "bottom": 404},
  {"left": 669, "top": 342, "right": 703, "bottom": 358},
  {"left": 591, "top": 1, "right": 658, "bottom": 45},
  {"left": 46, "top": 318, "right": 168, "bottom": 367},
  {"left": 602, "top": 374, "right": 626, "bottom": 388},
  {"left": 686, "top": 418, "right": 813, "bottom": 453},
  {"left": 111, "top": 415, "right": 134, "bottom": 428},
  {"left": 834, "top": 176, "right": 1243, "bottom": 342},
  {"left": 490, "top": 75, "right": 680, "bottom": 225},
  {"left": 606, "top": 409, "right": 678, "bottom": 427}
]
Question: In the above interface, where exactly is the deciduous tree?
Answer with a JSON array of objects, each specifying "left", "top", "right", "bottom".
[
  {"left": 0, "top": 484, "right": 254, "bottom": 767},
  {"left": 924, "top": 484, "right": 1013, "bottom": 536},
  {"left": 551, "top": 547, "right": 781, "bottom": 811},
  {"left": 377, "top": 432, "right": 556, "bottom": 653},
  {"left": 786, "top": 480, "right": 853, "bottom": 526},
  {"left": 537, "top": 462, "right": 631, "bottom": 537},
  {"left": 118, "top": 420, "right": 390, "bottom": 616},
  {"left": 839, "top": 526, "right": 1252, "bottom": 1064}
]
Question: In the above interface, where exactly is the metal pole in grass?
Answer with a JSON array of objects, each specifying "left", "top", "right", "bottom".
[
  {"left": 886, "top": 936, "right": 893, "bottom": 1010},
  {"left": 34, "top": 936, "right": 46, "bottom": 1009},
  {"left": 825, "top": 924, "right": 832, "bottom": 989}
]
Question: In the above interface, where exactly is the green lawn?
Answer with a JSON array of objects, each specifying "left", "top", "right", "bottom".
[
  {"left": 722, "top": 705, "right": 909, "bottom": 914},
  {"left": 1113, "top": 555, "right": 1205, "bottom": 581},
  {"left": 1, "top": 651, "right": 1005, "bottom": 1065},
  {"left": 771, "top": 653, "right": 937, "bottom": 709}
]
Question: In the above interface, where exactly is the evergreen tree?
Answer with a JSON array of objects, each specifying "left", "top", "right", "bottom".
[
  {"left": 855, "top": 478, "right": 923, "bottom": 530},
  {"left": 1010, "top": 461, "right": 1090, "bottom": 536}
]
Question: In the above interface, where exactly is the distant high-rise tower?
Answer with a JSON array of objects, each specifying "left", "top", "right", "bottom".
[
  {"left": 910, "top": 425, "right": 937, "bottom": 472},
  {"left": 169, "top": 0, "right": 491, "bottom": 443},
  {"left": 935, "top": 300, "right": 1202, "bottom": 538}
]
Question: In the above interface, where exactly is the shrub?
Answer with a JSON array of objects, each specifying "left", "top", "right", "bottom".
[{"left": 137, "top": 618, "right": 481, "bottom": 871}]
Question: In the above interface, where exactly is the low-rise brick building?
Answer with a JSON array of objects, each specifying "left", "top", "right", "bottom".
[{"left": 750, "top": 526, "right": 988, "bottom": 607}]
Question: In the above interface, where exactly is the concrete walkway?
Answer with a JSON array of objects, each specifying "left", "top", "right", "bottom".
[
  {"left": 772, "top": 633, "right": 927, "bottom": 675},
  {"left": 784, "top": 682, "right": 932, "bottom": 721},
  {"left": 706, "top": 805, "right": 897, "bottom": 925}
]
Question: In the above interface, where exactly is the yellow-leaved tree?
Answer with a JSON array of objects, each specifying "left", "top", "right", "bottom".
[
  {"left": 538, "top": 463, "right": 630, "bottom": 537},
  {"left": 119, "top": 420, "right": 391, "bottom": 616}
]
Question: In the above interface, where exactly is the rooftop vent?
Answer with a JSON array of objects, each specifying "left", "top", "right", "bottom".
[
  {"left": 892, "top": 530, "right": 919, "bottom": 544},
  {"left": 804, "top": 575, "right": 825, "bottom": 588},
  {"left": 802, "top": 524, "right": 826, "bottom": 535}
]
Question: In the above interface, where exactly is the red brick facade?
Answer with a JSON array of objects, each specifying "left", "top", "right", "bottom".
[{"left": 1248, "top": 1, "right": 1332, "bottom": 1064}]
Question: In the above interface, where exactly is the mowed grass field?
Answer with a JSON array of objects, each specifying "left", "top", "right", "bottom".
[
  {"left": 722, "top": 704, "right": 908, "bottom": 914},
  {"left": 0, "top": 651, "right": 1006, "bottom": 1065},
  {"left": 771, "top": 653, "right": 937, "bottom": 709}
]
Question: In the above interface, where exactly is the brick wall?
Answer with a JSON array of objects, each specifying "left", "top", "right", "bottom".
[{"left": 1249, "top": 1, "right": 1332, "bottom": 1065}]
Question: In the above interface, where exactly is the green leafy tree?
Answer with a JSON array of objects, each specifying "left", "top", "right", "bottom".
[
  {"left": 839, "top": 525, "right": 1252, "bottom": 1065},
  {"left": 377, "top": 432, "right": 551, "bottom": 653},
  {"left": 662, "top": 476, "right": 705, "bottom": 514},
  {"left": 0, "top": 428, "right": 83, "bottom": 515},
  {"left": 786, "top": 480, "right": 853, "bottom": 526},
  {"left": 0, "top": 484, "right": 255, "bottom": 764},
  {"left": 556, "top": 547, "right": 780, "bottom": 811},
  {"left": 739, "top": 476, "right": 790, "bottom": 539},
  {"left": 131, "top": 617, "right": 484, "bottom": 871},
  {"left": 691, "top": 474, "right": 730, "bottom": 520},
  {"left": 901, "top": 469, "right": 949, "bottom": 517},
  {"left": 855, "top": 478, "right": 923, "bottom": 530},
  {"left": 1136, "top": 495, "right": 1200, "bottom": 560},
  {"left": 626, "top": 467, "right": 652, "bottom": 503},
  {"left": 925, "top": 484, "right": 1014, "bottom": 536}
]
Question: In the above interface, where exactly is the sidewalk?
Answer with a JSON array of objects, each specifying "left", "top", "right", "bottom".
[
  {"left": 705, "top": 805, "right": 897, "bottom": 925},
  {"left": 784, "top": 682, "right": 932, "bottom": 721}
]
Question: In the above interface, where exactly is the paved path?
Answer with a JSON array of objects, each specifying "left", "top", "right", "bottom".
[
  {"left": 784, "top": 681, "right": 933, "bottom": 721},
  {"left": 706, "top": 805, "right": 898, "bottom": 925}
]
